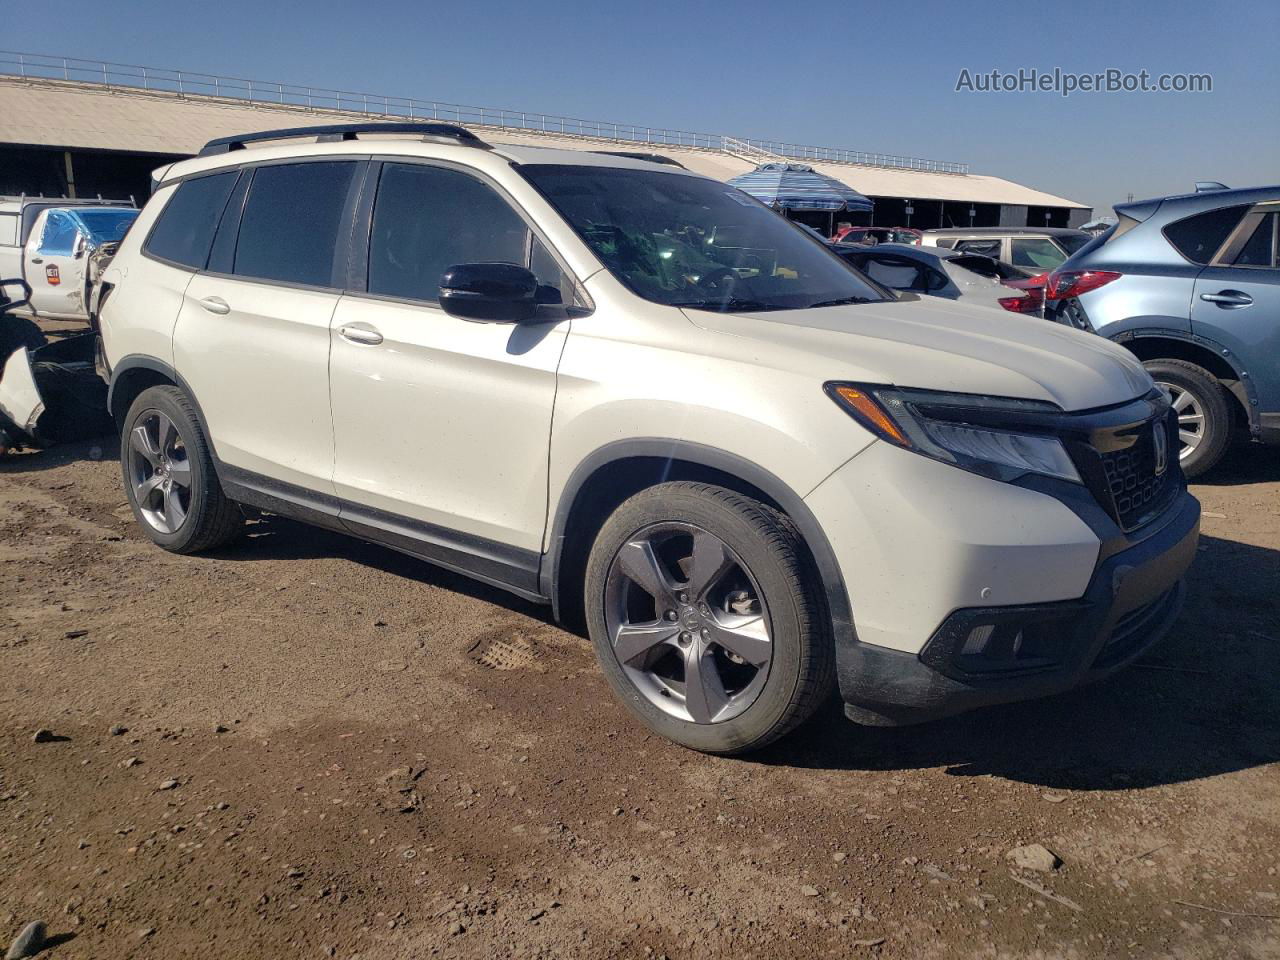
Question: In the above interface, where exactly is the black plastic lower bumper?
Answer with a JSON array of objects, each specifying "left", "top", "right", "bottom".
[{"left": 836, "top": 490, "right": 1201, "bottom": 726}]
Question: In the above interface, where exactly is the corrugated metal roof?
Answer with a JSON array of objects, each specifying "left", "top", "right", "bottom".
[{"left": 0, "top": 77, "right": 1087, "bottom": 209}]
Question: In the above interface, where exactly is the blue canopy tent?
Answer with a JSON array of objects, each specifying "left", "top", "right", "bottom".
[{"left": 727, "top": 162, "right": 873, "bottom": 235}]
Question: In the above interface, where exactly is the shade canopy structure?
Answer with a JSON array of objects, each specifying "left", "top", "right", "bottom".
[{"left": 728, "top": 162, "right": 874, "bottom": 213}]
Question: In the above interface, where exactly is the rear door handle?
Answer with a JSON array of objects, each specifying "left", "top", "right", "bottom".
[
  {"left": 339, "top": 323, "right": 384, "bottom": 345},
  {"left": 197, "top": 296, "right": 231, "bottom": 315},
  {"left": 1200, "top": 290, "right": 1253, "bottom": 307}
]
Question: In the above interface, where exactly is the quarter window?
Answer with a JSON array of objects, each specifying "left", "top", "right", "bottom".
[
  {"left": 233, "top": 162, "right": 357, "bottom": 287},
  {"left": 144, "top": 171, "right": 238, "bottom": 269},
  {"left": 368, "top": 162, "right": 569, "bottom": 304},
  {"left": 1163, "top": 204, "right": 1248, "bottom": 264}
]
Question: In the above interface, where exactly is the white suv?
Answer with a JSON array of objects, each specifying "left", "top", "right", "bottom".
[{"left": 97, "top": 122, "right": 1201, "bottom": 754}]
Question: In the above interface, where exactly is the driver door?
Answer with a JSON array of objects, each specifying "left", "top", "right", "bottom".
[
  {"left": 328, "top": 160, "right": 579, "bottom": 588},
  {"left": 24, "top": 210, "right": 86, "bottom": 319}
]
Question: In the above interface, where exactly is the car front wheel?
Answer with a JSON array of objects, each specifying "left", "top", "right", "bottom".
[{"left": 584, "top": 482, "right": 835, "bottom": 754}]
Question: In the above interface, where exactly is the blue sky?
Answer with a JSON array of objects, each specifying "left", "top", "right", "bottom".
[{"left": 8, "top": 0, "right": 1277, "bottom": 213}]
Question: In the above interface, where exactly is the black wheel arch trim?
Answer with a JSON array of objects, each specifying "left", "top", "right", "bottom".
[
  {"left": 1110, "top": 328, "right": 1260, "bottom": 435},
  {"left": 540, "top": 438, "right": 855, "bottom": 644}
]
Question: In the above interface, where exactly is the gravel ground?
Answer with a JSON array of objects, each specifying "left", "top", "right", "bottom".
[{"left": 1, "top": 427, "right": 1277, "bottom": 959}]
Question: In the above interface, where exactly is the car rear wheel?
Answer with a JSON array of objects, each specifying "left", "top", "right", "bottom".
[
  {"left": 584, "top": 482, "right": 835, "bottom": 755},
  {"left": 1144, "top": 358, "right": 1232, "bottom": 479},
  {"left": 121, "top": 385, "right": 243, "bottom": 553}
]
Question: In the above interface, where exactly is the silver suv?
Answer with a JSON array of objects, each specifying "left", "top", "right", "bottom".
[{"left": 1045, "top": 185, "right": 1280, "bottom": 477}]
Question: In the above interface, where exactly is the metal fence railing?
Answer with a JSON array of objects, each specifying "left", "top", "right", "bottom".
[{"left": 0, "top": 51, "right": 970, "bottom": 175}]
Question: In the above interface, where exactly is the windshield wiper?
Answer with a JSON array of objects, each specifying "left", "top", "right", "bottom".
[
  {"left": 671, "top": 297, "right": 786, "bottom": 313},
  {"left": 807, "top": 296, "right": 877, "bottom": 308}
]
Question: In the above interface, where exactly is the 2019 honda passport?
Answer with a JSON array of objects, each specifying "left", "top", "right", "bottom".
[{"left": 96, "top": 122, "right": 1200, "bottom": 754}]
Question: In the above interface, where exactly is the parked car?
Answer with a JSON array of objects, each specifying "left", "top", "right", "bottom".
[
  {"left": 0, "top": 197, "right": 138, "bottom": 321},
  {"left": 1045, "top": 184, "right": 1280, "bottom": 477},
  {"left": 833, "top": 225, "right": 921, "bottom": 246},
  {"left": 97, "top": 122, "right": 1199, "bottom": 755},
  {"left": 920, "top": 227, "right": 1092, "bottom": 277},
  {"left": 831, "top": 242, "right": 1035, "bottom": 313}
]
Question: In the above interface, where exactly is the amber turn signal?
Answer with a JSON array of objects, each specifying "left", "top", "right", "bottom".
[{"left": 828, "top": 385, "right": 912, "bottom": 448}]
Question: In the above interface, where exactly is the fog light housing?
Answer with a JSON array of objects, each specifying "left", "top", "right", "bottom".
[{"left": 921, "top": 603, "right": 1087, "bottom": 680}]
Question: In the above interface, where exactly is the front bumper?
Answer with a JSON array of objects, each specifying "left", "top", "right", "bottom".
[{"left": 836, "top": 489, "right": 1200, "bottom": 726}]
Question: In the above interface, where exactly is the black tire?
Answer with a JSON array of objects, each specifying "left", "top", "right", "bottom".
[
  {"left": 584, "top": 481, "right": 835, "bottom": 755},
  {"left": 121, "top": 385, "right": 242, "bottom": 553},
  {"left": 1143, "top": 358, "right": 1232, "bottom": 479}
]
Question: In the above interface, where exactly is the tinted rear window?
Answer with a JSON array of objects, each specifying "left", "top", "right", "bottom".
[
  {"left": 234, "top": 162, "right": 357, "bottom": 287},
  {"left": 144, "top": 172, "right": 238, "bottom": 269},
  {"left": 1163, "top": 204, "right": 1249, "bottom": 264}
]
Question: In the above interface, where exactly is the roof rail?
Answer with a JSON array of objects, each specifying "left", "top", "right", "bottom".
[{"left": 197, "top": 122, "right": 489, "bottom": 157}]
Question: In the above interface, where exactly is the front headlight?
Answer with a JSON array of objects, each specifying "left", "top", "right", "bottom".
[{"left": 825, "top": 383, "right": 1082, "bottom": 485}]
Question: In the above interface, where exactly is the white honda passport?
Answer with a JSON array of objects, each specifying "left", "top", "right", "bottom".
[{"left": 96, "top": 122, "right": 1200, "bottom": 754}]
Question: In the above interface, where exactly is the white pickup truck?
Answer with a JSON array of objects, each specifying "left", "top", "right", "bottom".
[{"left": 0, "top": 196, "right": 137, "bottom": 321}]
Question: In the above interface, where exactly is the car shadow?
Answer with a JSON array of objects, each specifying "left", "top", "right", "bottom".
[
  {"left": 1193, "top": 440, "right": 1280, "bottom": 487},
  {"left": 756, "top": 532, "right": 1280, "bottom": 790},
  {"left": 206, "top": 513, "right": 558, "bottom": 625},
  {"left": 0, "top": 435, "right": 116, "bottom": 474}
]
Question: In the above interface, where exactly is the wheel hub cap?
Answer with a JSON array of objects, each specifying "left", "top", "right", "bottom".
[
  {"left": 126, "top": 410, "right": 192, "bottom": 535},
  {"left": 603, "top": 522, "right": 773, "bottom": 725}
]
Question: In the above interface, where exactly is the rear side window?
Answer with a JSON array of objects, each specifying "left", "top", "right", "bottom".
[
  {"left": 144, "top": 172, "right": 238, "bottom": 269},
  {"left": 1010, "top": 238, "right": 1067, "bottom": 270},
  {"left": 368, "top": 163, "right": 539, "bottom": 303},
  {"left": 234, "top": 162, "right": 357, "bottom": 287},
  {"left": 1232, "top": 213, "right": 1277, "bottom": 267},
  {"left": 857, "top": 255, "right": 926, "bottom": 291},
  {"left": 1163, "top": 204, "right": 1248, "bottom": 264},
  {"left": 39, "top": 211, "right": 80, "bottom": 255}
]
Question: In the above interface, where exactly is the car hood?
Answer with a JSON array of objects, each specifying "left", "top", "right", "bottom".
[{"left": 683, "top": 295, "right": 1153, "bottom": 412}]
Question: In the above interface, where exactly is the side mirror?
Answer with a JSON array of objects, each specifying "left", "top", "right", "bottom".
[{"left": 439, "top": 263, "right": 538, "bottom": 323}]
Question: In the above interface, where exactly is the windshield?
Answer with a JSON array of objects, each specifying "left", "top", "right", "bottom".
[
  {"left": 74, "top": 209, "right": 137, "bottom": 245},
  {"left": 520, "top": 165, "right": 890, "bottom": 312}
]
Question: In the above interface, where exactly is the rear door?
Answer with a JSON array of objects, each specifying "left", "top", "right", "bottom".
[
  {"left": 24, "top": 210, "right": 86, "bottom": 318},
  {"left": 328, "top": 159, "right": 576, "bottom": 583},
  {"left": 1190, "top": 204, "right": 1280, "bottom": 416},
  {"left": 173, "top": 159, "right": 363, "bottom": 493}
]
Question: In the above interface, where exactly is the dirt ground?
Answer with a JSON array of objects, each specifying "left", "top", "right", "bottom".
[{"left": 1, "top": 393, "right": 1278, "bottom": 958}]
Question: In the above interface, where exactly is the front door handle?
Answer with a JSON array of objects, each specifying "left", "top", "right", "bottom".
[
  {"left": 197, "top": 296, "right": 231, "bottom": 315},
  {"left": 1200, "top": 290, "right": 1253, "bottom": 307},
  {"left": 29, "top": 257, "right": 43, "bottom": 265},
  {"left": 339, "top": 323, "right": 384, "bottom": 345}
]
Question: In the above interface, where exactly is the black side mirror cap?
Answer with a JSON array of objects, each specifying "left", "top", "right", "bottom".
[{"left": 438, "top": 263, "right": 538, "bottom": 323}]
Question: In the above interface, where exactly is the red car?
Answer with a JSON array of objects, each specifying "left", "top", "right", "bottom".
[{"left": 832, "top": 226, "right": 922, "bottom": 246}]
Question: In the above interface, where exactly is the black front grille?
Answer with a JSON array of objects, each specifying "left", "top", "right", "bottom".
[{"left": 1095, "top": 413, "right": 1178, "bottom": 532}]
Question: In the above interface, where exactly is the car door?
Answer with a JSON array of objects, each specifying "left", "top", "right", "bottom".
[
  {"left": 1190, "top": 205, "right": 1280, "bottom": 417},
  {"left": 24, "top": 210, "right": 86, "bottom": 318},
  {"left": 328, "top": 159, "right": 577, "bottom": 589},
  {"left": 171, "top": 159, "right": 363, "bottom": 495}
]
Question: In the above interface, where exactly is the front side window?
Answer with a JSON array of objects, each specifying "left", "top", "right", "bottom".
[
  {"left": 367, "top": 162, "right": 573, "bottom": 305},
  {"left": 234, "top": 161, "right": 357, "bottom": 287},
  {"left": 39, "top": 211, "right": 80, "bottom": 256},
  {"left": 144, "top": 171, "right": 238, "bottom": 269},
  {"left": 520, "top": 164, "right": 889, "bottom": 312},
  {"left": 1163, "top": 204, "right": 1248, "bottom": 264},
  {"left": 1010, "top": 237, "right": 1067, "bottom": 270}
]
